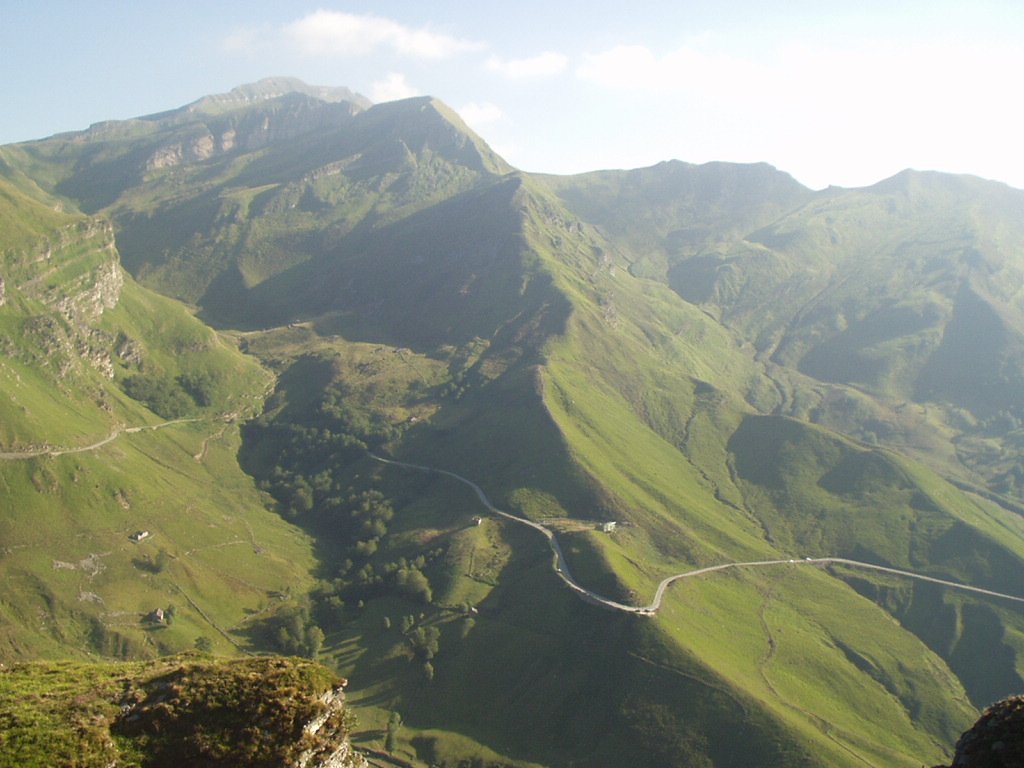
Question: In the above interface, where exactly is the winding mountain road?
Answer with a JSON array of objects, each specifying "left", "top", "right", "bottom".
[
  {"left": 0, "top": 416, "right": 219, "bottom": 460},
  {"left": 370, "top": 454, "right": 1024, "bottom": 615},
  {"left": 6, "top": 427, "right": 1020, "bottom": 614}
]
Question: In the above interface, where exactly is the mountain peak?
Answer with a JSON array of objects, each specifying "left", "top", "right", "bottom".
[
  {"left": 186, "top": 77, "right": 372, "bottom": 115},
  {"left": 867, "top": 167, "right": 1011, "bottom": 197},
  {"left": 355, "top": 95, "right": 515, "bottom": 176}
]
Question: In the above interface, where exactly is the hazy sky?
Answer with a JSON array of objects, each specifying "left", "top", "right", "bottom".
[{"left": 4, "top": 1, "right": 1023, "bottom": 189}]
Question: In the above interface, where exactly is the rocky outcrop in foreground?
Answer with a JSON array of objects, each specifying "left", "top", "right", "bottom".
[
  {"left": 935, "top": 696, "right": 1024, "bottom": 768},
  {"left": 0, "top": 655, "right": 366, "bottom": 768}
]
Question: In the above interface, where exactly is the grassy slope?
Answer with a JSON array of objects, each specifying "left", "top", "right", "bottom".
[
  {"left": 538, "top": 163, "right": 1024, "bottom": 692},
  {"left": 539, "top": 161, "right": 812, "bottom": 284},
  {"left": 0, "top": 183, "right": 316, "bottom": 661},
  {"left": 547, "top": 165, "right": 1024, "bottom": 501},
  {"left": 222, "top": 172, "right": 1018, "bottom": 767},
  {"left": 512, "top": 180, "right": 998, "bottom": 765},
  {"left": 287, "top": 178, "right": 995, "bottom": 767},
  {"left": 0, "top": 178, "right": 117, "bottom": 446},
  {"left": 725, "top": 413, "right": 1024, "bottom": 702},
  {"left": 0, "top": 416, "right": 315, "bottom": 658}
]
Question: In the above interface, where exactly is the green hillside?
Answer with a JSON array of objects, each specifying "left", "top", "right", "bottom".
[
  {"left": 550, "top": 166, "right": 1024, "bottom": 495},
  {"left": 0, "top": 171, "right": 316, "bottom": 661},
  {"left": 2, "top": 79, "right": 1023, "bottom": 767}
]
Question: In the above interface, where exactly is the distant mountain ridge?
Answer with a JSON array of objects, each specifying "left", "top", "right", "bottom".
[
  {"left": 2, "top": 78, "right": 1023, "bottom": 768},
  {"left": 184, "top": 76, "right": 373, "bottom": 113}
]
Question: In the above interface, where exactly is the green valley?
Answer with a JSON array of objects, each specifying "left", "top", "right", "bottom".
[{"left": 1, "top": 78, "right": 1022, "bottom": 767}]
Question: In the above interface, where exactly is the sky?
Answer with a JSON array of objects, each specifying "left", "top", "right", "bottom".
[{"left": 3, "top": 1, "right": 1024, "bottom": 190}]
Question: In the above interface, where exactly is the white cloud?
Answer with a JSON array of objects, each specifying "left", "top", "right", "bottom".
[
  {"left": 577, "top": 45, "right": 665, "bottom": 90},
  {"left": 459, "top": 102, "right": 504, "bottom": 129},
  {"left": 284, "top": 10, "right": 483, "bottom": 59},
  {"left": 576, "top": 44, "right": 760, "bottom": 94},
  {"left": 487, "top": 52, "right": 568, "bottom": 79},
  {"left": 370, "top": 73, "right": 420, "bottom": 102},
  {"left": 576, "top": 38, "right": 1022, "bottom": 118}
]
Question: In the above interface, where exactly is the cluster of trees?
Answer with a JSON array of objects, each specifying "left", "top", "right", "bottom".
[
  {"left": 426, "top": 759, "right": 519, "bottom": 768},
  {"left": 346, "top": 552, "right": 441, "bottom": 603},
  {"left": 396, "top": 566, "right": 433, "bottom": 604},
  {"left": 385, "top": 711, "right": 402, "bottom": 753},
  {"left": 247, "top": 386, "right": 445, "bottom": 613},
  {"left": 438, "top": 369, "right": 471, "bottom": 401},
  {"left": 242, "top": 378, "right": 394, "bottom": 522},
  {"left": 407, "top": 624, "right": 440, "bottom": 681},
  {"left": 242, "top": 367, "right": 454, "bottom": 655},
  {"left": 242, "top": 362, "right": 415, "bottom": 536},
  {"left": 309, "top": 549, "right": 441, "bottom": 634},
  {"left": 122, "top": 373, "right": 193, "bottom": 418},
  {"left": 135, "top": 548, "right": 171, "bottom": 574},
  {"left": 121, "top": 369, "right": 218, "bottom": 418},
  {"left": 344, "top": 490, "right": 395, "bottom": 558},
  {"left": 247, "top": 425, "right": 365, "bottom": 519},
  {"left": 274, "top": 557, "right": 445, "bottom": 667},
  {"left": 384, "top": 614, "right": 443, "bottom": 681},
  {"left": 178, "top": 369, "right": 217, "bottom": 407},
  {"left": 259, "top": 603, "right": 325, "bottom": 659},
  {"left": 319, "top": 385, "right": 402, "bottom": 446}
]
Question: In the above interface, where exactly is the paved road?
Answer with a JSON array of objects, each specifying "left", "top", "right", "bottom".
[
  {"left": 370, "top": 454, "right": 1024, "bottom": 615},
  {"left": 0, "top": 416, "right": 214, "bottom": 460},
  {"left": 643, "top": 557, "right": 1024, "bottom": 613}
]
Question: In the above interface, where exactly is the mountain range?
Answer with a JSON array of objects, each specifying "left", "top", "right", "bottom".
[{"left": 1, "top": 77, "right": 1023, "bottom": 768}]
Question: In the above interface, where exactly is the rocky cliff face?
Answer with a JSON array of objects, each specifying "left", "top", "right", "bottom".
[
  {"left": 51, "top": 241, "right": 123, "bottom": 325},
  {"left": 14, "top": 219, "right": 122, "bottom": 312},
  {"left": 10, "top": 218, "right": 125, "bottom": 379},
  {"left": 298, "top": 688, "right": 368, "bottom": 768},
  {"left": 143, "top": 93, "right": 363, "bottom": 171},
  {"left": 145, "top": 132, "right": 218, "bottom": 169}
]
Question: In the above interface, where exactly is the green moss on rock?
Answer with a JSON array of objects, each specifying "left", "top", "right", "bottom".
[{"left": 0, "top": 655, "right": 363, "bottom": 768}]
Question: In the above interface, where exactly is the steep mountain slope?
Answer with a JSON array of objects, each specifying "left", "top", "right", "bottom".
[
  {"left": 540, "top": 159, "right": 813, "bottom": 282},
  {"left": 542, "top": 161, "right": 1024, "bottom": 725},
  {"left": 0, "top": 167, "right": 316, "bottom": 660},
  {"left": 550, "top": 166, "right": 1024, "bottom": 496},
  {"left": 507, "top": 177, "right": 1021, "bottom": 764},
  {"left": 3, "top": 80, "right": 1023, "bottom": 767},
  {"left": 4, "top": 81, "right": 510, "bottom": 330}
]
